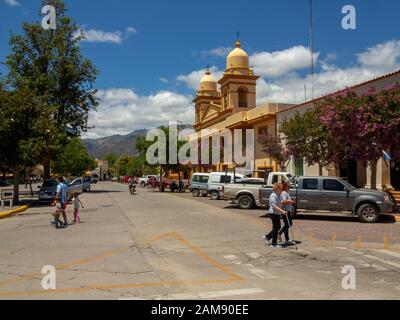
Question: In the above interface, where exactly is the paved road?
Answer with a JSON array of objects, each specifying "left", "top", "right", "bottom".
[{"left": 0, "top": 181, "right": 399, "bottom": 300}]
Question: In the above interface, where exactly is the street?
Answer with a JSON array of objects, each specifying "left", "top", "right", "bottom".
[{"left": 0, "top": 181, "right": 399, "bottom": 300}]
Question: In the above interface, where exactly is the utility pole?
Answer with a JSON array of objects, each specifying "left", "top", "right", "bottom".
[{"left": 309, "top": 0, "right": 315, "bottom": 99}]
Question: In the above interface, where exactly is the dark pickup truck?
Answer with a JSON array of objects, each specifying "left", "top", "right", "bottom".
[{"left": 259, "top": 176, "right": 395, "bottom": 223}]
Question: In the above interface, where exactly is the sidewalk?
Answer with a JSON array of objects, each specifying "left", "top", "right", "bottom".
[{"left": 0, "top": 188, "right": 39, "bottom": 219}]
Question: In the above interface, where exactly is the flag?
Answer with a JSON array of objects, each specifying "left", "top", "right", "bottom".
[{"left": 383, "top": 150, "right": 392, "bottom": 161}]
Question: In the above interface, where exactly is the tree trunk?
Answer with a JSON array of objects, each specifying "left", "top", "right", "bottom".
[
  {"left": 178, "top": 171, "right": 181, "bottom": 193},
  {"left": 43, "top": 156, "right": 50, "bottom": 179},
  {"left": 159, "top": 166, "right": 164, "bottom": 192},
  {"left": 370, "top": 160, "right": 378, "bottom": 190},
  {"left": 318, "top": 164, "right": 323, "bottom": 176},
  {"left": 12, "top": 167, "right": 20, "bottom": 204}
]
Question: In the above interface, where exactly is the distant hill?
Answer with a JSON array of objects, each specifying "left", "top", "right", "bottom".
[
  {"left": 83, "top": 129, "right": 147, "bottom": 159},
  {"left": 83, "top": 125, "right": 192, "bottom": 159}
]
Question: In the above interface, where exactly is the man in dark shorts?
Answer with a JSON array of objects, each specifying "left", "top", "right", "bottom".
[{"left": 53, "top": 176, "right": 68, "bottom": 229}]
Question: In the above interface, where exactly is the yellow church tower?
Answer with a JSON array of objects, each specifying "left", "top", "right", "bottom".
[
  {"left": 218, "top": 38, "right": 259, "bottom": 113},
  {"left": 193, "top": 37, "right": 259, "bottom": 130}
]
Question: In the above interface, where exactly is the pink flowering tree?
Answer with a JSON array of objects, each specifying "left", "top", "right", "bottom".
[{"left": 316, "top": 84, "right": 400, "bottom": 189}]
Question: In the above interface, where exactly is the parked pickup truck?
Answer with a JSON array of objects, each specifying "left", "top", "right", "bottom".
[
  {"left": 225, "top": 175, "right": 395, "bottom": 223},
  {"left": 221, "top": 172, "right": 292, "bottom": 208}
]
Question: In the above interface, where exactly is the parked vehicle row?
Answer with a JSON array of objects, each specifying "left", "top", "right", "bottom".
[
  {"left": 222, "top": 175, "right": 395, "bottom": 223},
  {"left": 38, "top": 176, "right": 94, "bottom": 203}
]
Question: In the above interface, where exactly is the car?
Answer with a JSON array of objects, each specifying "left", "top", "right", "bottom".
[
  {"left": 91, "top": 174, "right": 99, "bottom": 184},
  {"left": 190, "top": 173, "right": 210, "bottom": 197},
  {"left": 38, "top": 178, "right": 83, "bottom": 203},
  {"left": 138, "top": 175, "right": 158, "bottom": 188},
  {"left": 207, "top": 172, "right": 246, "bottom": 200},
  {"left": 122, "top": 176, "right": 133, "bottom": 184},
  {"left": 222, "top": 172, "right": 292, "bottom": 209},
  {"left": 65, "top": 178, "right": 84, "bottom": 200},
  {"left": 148, "top": 177, "right": 172, "bottom": 189},
  {"left": 82, "top": 176, "right": 92, "bottom": 192},
  {"left": 38, "top": 179, "right": 59, "bottom": 203},
  {"left": 259, "top": 176, "right": 395, "bottom": 223}
]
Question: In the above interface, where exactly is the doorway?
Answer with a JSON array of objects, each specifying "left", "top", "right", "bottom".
[
  {"left": 340, "top": 159, "right": 358, "bottom": 187},
  {"left": 391, "top": 161, "right": 400, "bottom": 190}
]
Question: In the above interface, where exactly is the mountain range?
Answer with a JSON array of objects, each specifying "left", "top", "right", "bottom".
[
  {"left": 83, "top": 129, "right": 147, "bottom": 159},
  {"left": 83, "top": 125, "right": 192, "bottom": 159}
]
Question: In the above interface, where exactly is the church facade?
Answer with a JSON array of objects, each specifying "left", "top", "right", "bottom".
[{"left": 192, "top": 39, "right": 294, "bottom": 175}]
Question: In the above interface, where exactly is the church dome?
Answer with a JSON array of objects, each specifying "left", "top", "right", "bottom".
[
  {"left": 198, "top": 69, "right": 217, "bottom": 93},
  {"left": 226, "top": 40, "right": 249, "bottom": 71}
]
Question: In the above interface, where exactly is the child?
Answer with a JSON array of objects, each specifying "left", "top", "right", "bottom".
[{"left": 72, "top": 192, "right": 84, "bottom": 223}]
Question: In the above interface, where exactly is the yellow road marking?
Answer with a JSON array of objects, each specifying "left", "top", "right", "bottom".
[
  {"left": 0, "top": 248, "right": 129, "bottom": 288},
  {"left": 0, "top": 232, "right": 242, "bottom": 297}
]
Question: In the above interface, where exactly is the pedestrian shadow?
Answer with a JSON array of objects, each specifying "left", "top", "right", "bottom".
[
  {"left": 90, "top": 190, "right": 123, "bottom": 194},
  {"left": 292, "top": 213, "right": 397, "bottom": 224}
]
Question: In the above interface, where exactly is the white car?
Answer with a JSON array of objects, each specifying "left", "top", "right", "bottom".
[
  {"left": 138, "top": 175, "right": 158, "bottom": 188},
  {"left": 207, "top": 172, "right": 245, "bottom": 200}
]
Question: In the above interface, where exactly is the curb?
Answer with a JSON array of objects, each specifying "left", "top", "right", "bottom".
[{"left": 0, "top": 205, "right": 29, "bottom": 219}]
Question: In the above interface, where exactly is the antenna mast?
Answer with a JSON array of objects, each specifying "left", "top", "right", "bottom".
[{"left": 309, "top": 0, "right": 314, "bottom": 99}]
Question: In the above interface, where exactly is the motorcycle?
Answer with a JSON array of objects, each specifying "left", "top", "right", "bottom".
[{"left": 129, "top": 182, "right": 137, "bottom": 195}]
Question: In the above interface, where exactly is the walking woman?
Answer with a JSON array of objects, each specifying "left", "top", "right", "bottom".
[
  {"left": 263, "top": 183, "right": 288, "bottom": 248},
  {"left": 278, "top": 182, "right": 296, "bottom": 245}
]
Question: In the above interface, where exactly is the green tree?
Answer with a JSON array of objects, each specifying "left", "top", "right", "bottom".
[
  {"left": 317, "top": 85, "right": 400, "bottom": 189},
  {"left": 259, "top": 134, "right": 290, "bottom": 171},
  {"left": 105, "top": 153, "right": 118, "bottom": 168},
  {"left": 51, "top": 138, "right": 96, "bottom": 177},
  {"left": 280, "top": 110, "right": 339, "bottom": 175},
  {"left": 114, "top": 155, "right": 133, "bottom": 177},
  {"left": 135, "top": 127, "right": 189, "bottom": 191},
  {"left": 5, "top": 0, "right": 98, "bottom": 178},
  {"left": 0, "top": 88, "right": 50, "bottom": 202}
]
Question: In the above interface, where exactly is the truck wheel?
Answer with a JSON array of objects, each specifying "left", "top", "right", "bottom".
[
  {"left": 141, "top": 181, "right": 146, "bottom": 188},
  {"left": 192, "top": 189, "right": 200, "bottom": 197},
  {"left": 358, "top": 204, "right": 380, "bottom": 223},
  {"left": 238, "top": 195, "right": 254, "bottom": 210},
  {"left": 210, "top": 191, "right": 220, "bottom": 200}
]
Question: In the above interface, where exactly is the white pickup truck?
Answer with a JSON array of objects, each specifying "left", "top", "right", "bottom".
[{"left": 222, "top": 172, "right": 292, "bottom": 209}]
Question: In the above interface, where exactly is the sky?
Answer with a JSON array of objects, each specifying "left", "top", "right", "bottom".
[{"left": 1, "top": 0, "right": 400, "bottom": 138}]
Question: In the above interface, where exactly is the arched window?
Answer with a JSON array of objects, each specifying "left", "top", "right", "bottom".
[
  {"left": 223, "top": 94, "right": 228, "bottom": 109},
  {"left": 238, "top": 87, "right": 248, "bottom": 108}
]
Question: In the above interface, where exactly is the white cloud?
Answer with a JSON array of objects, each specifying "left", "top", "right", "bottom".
[
  {"left": 159, "top": 77, "right": 169, "bottom": 84},
  {"left": 357, "top": 40, "right": 400, "bottom": 72},
  {"left": 4, "top": 0, "right": 20, "bottom": 6},
  {"left": 250, "top": 46, "right": 319, "bottom": 78},
  {"left": 84, "top": 40, "right": 400, "bottom": 139},
  {"left": 84, "top": 89, "right": 194, "bottom": 139},
  {"left": 257, "top": 40, "right": 400, "bottom": 104},
  {"left": 176, "top": 66, "right": 223, "bottom": 90},
  {"left": 76, "top": 27, "right": 137, "bottom": 44},
  {"left": 204, "top": 46, "right": 232, "bottom": 58}
]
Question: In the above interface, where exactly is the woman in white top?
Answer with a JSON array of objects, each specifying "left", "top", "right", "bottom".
[
  {"left": 278, "top": 182, "right": 296, "bottom": 244},
  {"left": 263, "top": 183, "right": 288, "bottom": 247}
]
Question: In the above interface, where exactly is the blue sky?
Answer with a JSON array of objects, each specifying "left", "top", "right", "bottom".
[{"left": 1, "top": 0, "right": 400, "bottom": 138}]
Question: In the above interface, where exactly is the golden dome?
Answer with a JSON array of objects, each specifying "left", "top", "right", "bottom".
[
  {"left": 226, "top": 40, "right": 249, "bottom": 72},
  {"left": 198, "top": 68, "right": 217, "bottom": 93}
]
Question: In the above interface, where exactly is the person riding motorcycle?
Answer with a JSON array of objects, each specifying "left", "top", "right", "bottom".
[{"left": 129, "top": 177, "right": 137, "bottom": 195}]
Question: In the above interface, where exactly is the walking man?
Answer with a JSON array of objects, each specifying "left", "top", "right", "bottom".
[{"left": 54, "top": 176, "right": 68, "bottom": 228}]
